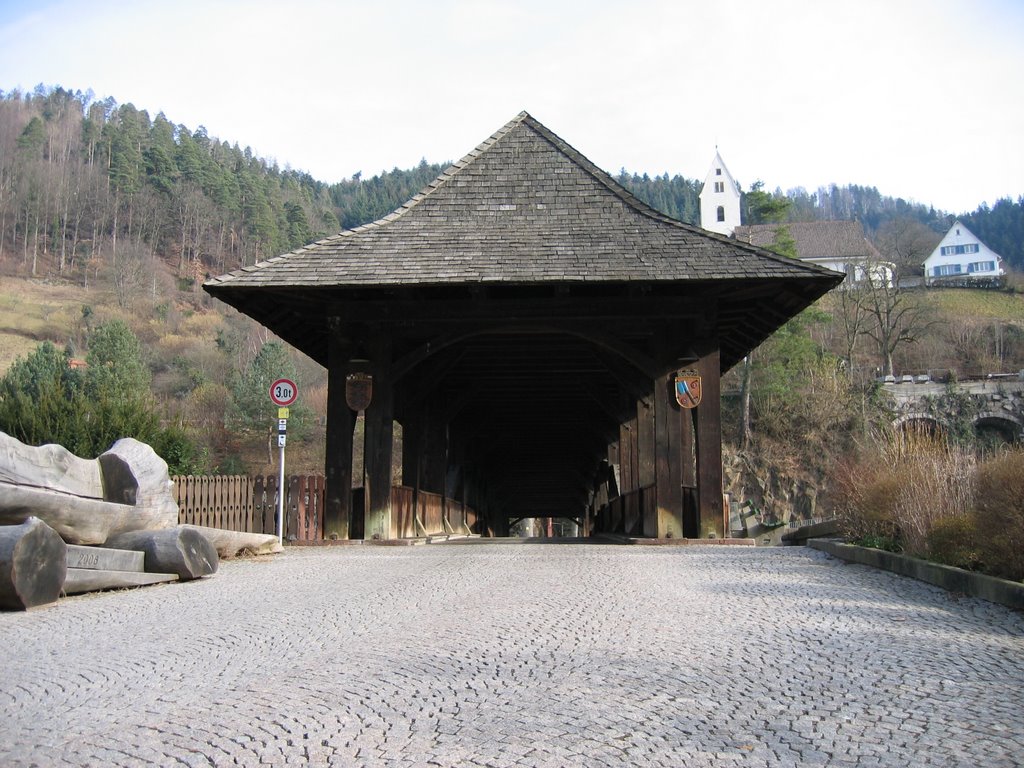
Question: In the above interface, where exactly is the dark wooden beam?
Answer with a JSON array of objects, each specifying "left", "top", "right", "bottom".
[
  {"left": 637, "top": 395, "right": 657, "bottom": 537},
  {"left": 324, "top": 326, "right": 355, "bottom": 540},
  {"left": 695, "top": 344, "right": 724, "bottom": 538},
  {"left": 654, "top": 371, "right": 683, "bottom": 538},
  {"left": 364, "top": 332, "right": 394, "bottom": 539}
]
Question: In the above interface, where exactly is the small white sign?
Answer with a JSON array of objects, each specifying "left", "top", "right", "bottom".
[
  {"left": 278, "top": 419, "right": 288, "bottom": 431},
  {"left": 277, "top": 434, "right": 287, "bottom": 447}
]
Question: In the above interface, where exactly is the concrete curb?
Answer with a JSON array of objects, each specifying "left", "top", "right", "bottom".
[
  {"left": 808, "top": 539, "right": 1024, "bottom": 611},
  {"left": 597, "top": 534, "right": 756, "bottom": 546}
]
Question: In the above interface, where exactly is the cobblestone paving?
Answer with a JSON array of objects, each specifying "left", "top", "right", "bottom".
[{"left": 2, "top": 542, "right": 1023, "bottom": 767}]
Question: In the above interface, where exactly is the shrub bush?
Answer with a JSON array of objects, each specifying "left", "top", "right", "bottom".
[
  {"left": 926, "top": 515, "right": 980, "bottom": 570},
  {"left": 973, "top": 450, "right": 1024, "bottom": 582},
  {"left": 832, "top": 429, "right": 975, "bottom": 559}
]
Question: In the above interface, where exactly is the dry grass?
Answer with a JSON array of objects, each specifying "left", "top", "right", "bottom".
[
  {"left": 834, "top": 429, "right": 1024, "bottom": 581},
  {"left": 0, "top": 277, "right": 97, "bottom": 373},
  {"left": 833, "top": 427, "right": 975, "bottom": 558}
]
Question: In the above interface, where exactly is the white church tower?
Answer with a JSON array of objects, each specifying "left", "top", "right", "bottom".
[{"left": 699, "top": 150, "right": 741, "bottom": 236}]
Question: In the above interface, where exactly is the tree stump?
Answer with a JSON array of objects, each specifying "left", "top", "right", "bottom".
[
  {"left": 104, "top": 526, "right": 218, "bottom": 581},
  {"left": 0, "top": 517, "right": 67, "bottom": 610}
]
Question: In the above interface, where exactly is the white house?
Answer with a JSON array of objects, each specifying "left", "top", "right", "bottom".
[
  {"left": 699, "top": 150, "right": 741, "bottom": 235},
  {"left": 923, "top": 220, "right": 1004, "bottom": 285},
  {"left": 733, "top": 220, "right": 892, "bottom": 287}
]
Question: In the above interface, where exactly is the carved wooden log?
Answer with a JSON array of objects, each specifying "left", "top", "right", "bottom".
[
  {"left": 0, "top": 486, "right": 141, "bottom": 545},
  {"left": 98, "top": 439, "right": 179, "bottom": 527},
  {"left": 183, "top": 525, "right": 283, "bottom": 558},
  {"left": 0, "top": 433, "right": 178, "bottom": 545},
  {"left": 0, "top": 517, "right": 67, "bottom": 610},
  {"left": 0, "top": 432, "right": 103, "bottom": 498},
  {"left": 104, "top": 526, "right": 218, "bottom": 581}
]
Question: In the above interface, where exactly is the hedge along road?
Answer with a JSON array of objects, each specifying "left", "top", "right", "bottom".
[{"left": 1, "top": 542, "right": 1022, "bottom": 767}]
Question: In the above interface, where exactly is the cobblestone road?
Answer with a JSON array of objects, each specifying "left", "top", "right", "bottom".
[{"left": 1, "top": 542, "right": 1022, "bottom": 767}]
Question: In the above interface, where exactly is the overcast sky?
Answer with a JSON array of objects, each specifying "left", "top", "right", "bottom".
[{"left": 1, "top": 0, "right": 1021, "bottom": 215}]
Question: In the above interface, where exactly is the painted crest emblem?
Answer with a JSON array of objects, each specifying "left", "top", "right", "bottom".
[
  {"left": 674, "top": 371, "right": 702, "bottom": 409},
  {"left": 345, "top": 372, "right": 373, "bottom": 411}
]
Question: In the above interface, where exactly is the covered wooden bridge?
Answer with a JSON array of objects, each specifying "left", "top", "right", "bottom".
[{"left": 205, "top": 113, "right": 842, "bottom": 540}]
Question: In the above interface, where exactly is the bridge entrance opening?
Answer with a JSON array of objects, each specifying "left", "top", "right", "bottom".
[{"left": 396, "top": 328, "right": 650, "bottom": 535}]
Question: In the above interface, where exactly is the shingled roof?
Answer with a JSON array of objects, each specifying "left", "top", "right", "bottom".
[
  {"left": 206, "top": 112, "right": 841, "bottom": 289},
  {"left": 734, "top": 220, "right": 883, "bottom": 262},
  {"left": 204, "top": 113, "right": 844, "bottom": 371}
]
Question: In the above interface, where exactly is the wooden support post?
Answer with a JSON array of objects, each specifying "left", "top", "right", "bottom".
[
  {"left": 681, "top": 402, "right": 698, "bottom": 538},
  {"left": 654, "top": 372, "right": 683, "bottom": 538},
  {"left": 324, "top": 329, "right": 355, "bottom": 540},
  {"left": 364, "top": 334, "right": 394, "bottom": 540},
  {"left": 637, "top": 395, "right": 657, "bottom": 537},
  {"left": 620, "top": 418, "right": 639, "bottom": 535},
  {"left": 695, "top": 345, "right": 724, "bottom": 538}
]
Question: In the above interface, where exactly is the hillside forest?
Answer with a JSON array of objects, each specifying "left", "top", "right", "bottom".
[{"left": 1, "top": 84, "right": 1023, "bottom": 489}]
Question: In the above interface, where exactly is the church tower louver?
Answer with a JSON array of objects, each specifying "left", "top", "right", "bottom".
[{"left": 699, "top": 150, "right": 741, "bottom": 236}]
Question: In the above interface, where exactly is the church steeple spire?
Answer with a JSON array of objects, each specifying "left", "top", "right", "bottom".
[{"left": 699, "top": 150, "right": 741, "bottom": 236}]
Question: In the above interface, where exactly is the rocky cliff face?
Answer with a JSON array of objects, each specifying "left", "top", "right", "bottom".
[{"left": 722, "top": 446, "right": 828, "bottom": 539}]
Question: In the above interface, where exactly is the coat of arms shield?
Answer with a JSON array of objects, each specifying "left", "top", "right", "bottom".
[
  {"left": 674, "top": 371, "right": 702, "bottom": 409},
  {"left": 345, "top": 372, "right": 373, "bottom": 412}
]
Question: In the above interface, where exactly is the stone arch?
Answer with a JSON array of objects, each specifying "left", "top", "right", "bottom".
[
  {"left": 892, "top": 413, "right": 945, "bottom": 438},
  {"left": 974, "top": 411, "right": 1023, "bottom": 446}
]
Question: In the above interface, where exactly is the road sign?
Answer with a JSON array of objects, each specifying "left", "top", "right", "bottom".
[{"left": 269, "top": 378, "right": 298, "bottom": 406}]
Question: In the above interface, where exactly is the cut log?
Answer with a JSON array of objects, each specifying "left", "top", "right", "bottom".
[
  {"left": 0, "top": 517, "right": 67, "bottom": 610},
  {"left": 183, "top": 525, "right": 283, "bottom": 558},
  {"left": 104, "top": 526, "right": 218, "bottom": 581}
]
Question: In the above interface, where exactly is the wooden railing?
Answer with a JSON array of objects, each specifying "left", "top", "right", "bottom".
[
  {"left": 597, "top": 484, "right": 655, "bottom": 536},
  {"left": 597, "top": 485, "right": 701, "bottom": 537},
  {"left": 173, "top": 474, "right": 323, "bottom": 541},
  {"left": 392, "top": 486, "right": 474, "bottom": 538}
]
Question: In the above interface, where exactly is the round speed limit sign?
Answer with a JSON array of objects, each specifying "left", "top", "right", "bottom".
[{"left": 269, "top": 378, "right": 298, "bottom": 406}]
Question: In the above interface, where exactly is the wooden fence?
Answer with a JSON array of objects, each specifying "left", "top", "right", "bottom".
[
  {"left": 173, "top": 475, "right": 324, "bottom": 541},
  {"left": 173, "top": 476, "right": 476, "bottom": 541}
]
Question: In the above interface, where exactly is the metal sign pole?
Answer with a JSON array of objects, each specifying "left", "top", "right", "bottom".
[
  {"left": 276, "top": 414, "right": 289, "bottom": 545},
  {"left": 269, "top": 377, "right": 297, "bottom": 546},
  {"left": 277, "top": 432, "right": 285, "bottom": 545}
]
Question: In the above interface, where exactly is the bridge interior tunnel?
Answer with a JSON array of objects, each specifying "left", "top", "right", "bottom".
[{"left": 395, "top": 329, "right": 650, "bottom": 534}]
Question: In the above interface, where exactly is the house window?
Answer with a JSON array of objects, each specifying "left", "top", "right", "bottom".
[
  {"left": 933, "top": 264, "right": 963, "bottom": 277},
  {"left": 716, "top": 168, "right": 722, "bottom": 176},
  {"left": 716, "top": 206, "right": 725, "bottom": 222},
  {"left": 940, "top": 244, "right": 980, "bottom": 256},
  {"left": 714, "top": 181, "right": 725, "bottom": 193},
  {"left": 967, "top": 261, "right": 996, "bottom": 273}
]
